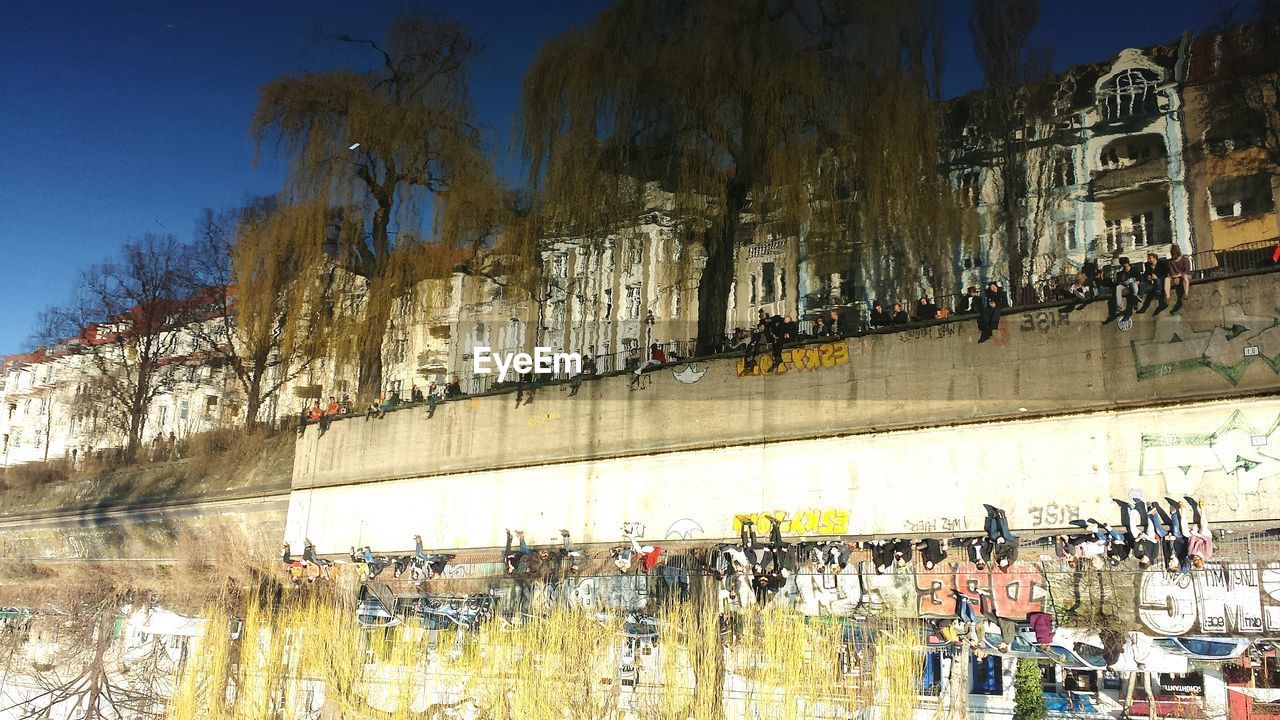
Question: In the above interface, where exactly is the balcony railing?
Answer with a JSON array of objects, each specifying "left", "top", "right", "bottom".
[
  {"left": 1087, "top": 231, "right": 1175, "bottom": 258},
  {"left": 1089, "top": 159, "right": 1168, "bottom": 197}
]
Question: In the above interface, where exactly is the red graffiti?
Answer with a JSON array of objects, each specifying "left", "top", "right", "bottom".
[{"left": 914, "top": 562, "right": 1047, "bottom": 619}]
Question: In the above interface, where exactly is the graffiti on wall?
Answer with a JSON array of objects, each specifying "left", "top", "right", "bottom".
[
  {"left": 1026, "top": 503, "right": 1081, "bottom": 527},
  {"left": 746, "top": 561, "right": 1048, "bottom": 620},
  {"left": 897, "top": 324, "right": 958, "bottom": 342},
  {"left": 1136, "top": 561, "right": 1280, "bottom": 635},
  {"left": 735, "top": 342, "right": 849, "bottom": 377},
  {"left": 1131, "top": 303, "right": 1280, "bottom": 384},
  {"left": 914, "top": 563, "right": 1048, "bottom": 619},
  {"left": 904, "top": 516, "right": 969, "bottom": 533},
  {"left": 1139, "top": 410, "right": 1280, "bottom": 496},
  {"left": 732, "top": 509, "right": 850, "bottom": 536}
]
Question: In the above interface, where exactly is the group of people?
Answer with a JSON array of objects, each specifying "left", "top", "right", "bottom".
[
  {"left": 1064, "top": 246, "right": 1193, "bottom": 324},
  {"left": 281, "top": 539, "right": 332, "bottom": 583},
  {"left": 1058, "top": 492, "right": 1213, "bottom": 572},
  {"left": 864, "top": 505, "right": 1019, "bottom": 574},
  {"left": 299, "top": 376, "right": 468, "bottom": 432},
  {"left": 735, "top": 310, "right": 800, "bottom": 374}
]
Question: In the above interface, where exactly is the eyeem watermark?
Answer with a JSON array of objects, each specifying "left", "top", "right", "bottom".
[{"left": 472, "top": 347, "right": 581, "bottom": 383}]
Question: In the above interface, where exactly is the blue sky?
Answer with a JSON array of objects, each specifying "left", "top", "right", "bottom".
[{"left": 0, "top": 0, "right": 1214, "bottom": 355}]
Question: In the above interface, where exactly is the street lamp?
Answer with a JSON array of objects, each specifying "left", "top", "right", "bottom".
[{"left": 644, "top": 310, "right": 655, "bottom": 348}]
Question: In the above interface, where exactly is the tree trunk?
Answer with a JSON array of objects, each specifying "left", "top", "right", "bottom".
[
  {"left": 245, "top": 363, "right": 264, "bottom": 429},
  {"left": 356, "top": 300, "right": 391, "bottom": 403},
  {"left": 695, "top": 181, "right": 748, "bottom": 356}
]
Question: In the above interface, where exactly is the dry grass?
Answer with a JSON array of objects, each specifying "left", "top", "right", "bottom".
[
  {"left": 161, "top": 582, "right": 929, "bottom": 720},
  {"left": 0, "top": 427, "right": 292, "bottom": 516}
]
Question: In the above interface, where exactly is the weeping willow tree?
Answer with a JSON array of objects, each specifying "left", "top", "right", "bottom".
[
  {"left": 521, "top": 0, "right": 967, "bottom": 353},
  {"left": 187, "top": 200, "right": 328, "bottom": 426},
  {"left": 252, "top": 18, "right": 508, "bottom": 401}
]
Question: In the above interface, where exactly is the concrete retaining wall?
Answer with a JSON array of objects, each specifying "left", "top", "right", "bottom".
[
  {"left": 294, "top": 271, "right": 1280, "bottom": 492},
  {"left": 289, "top": 395, "right": 1280, "bottom": 553}
]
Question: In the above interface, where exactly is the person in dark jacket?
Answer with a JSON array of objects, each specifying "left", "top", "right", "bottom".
[
  {"left": 915, "top": 297, "right": 939, "bottom": 322},
  {"left": 869, "top": 301, "right": 891, "bottom": 329},
  {"left": 1138, "top": 252, "right": 1169, "bottom": 314},
  {"left": 959, "top": 286, "right": 980, "bottom": 314},
  {"left": 1104, "top": 257, "right": 1142, "bottom": 323},
  {"left": 890, "top": 303, "right": 909, "bottom": 325},
  {"left": 977, "top": 281, "right": 1007, "bottom": 343}
]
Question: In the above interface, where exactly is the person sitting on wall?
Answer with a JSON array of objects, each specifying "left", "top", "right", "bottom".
[
  {"left": 503, "top": 529, "right": 533, "bottom": 575},
  {"left": 1104, "top": 257, "right": 1142, "bottom": 324},
  {"left": 306, "top": 400, "right": 323, "bottom": 422},
  {"left": 1114, "top": 491, "right": 1157, "bottom": 569},
  {"left": 340, "top": 393, "right": 353, "bottom": 414},
  {"left": 557, "top": 529, "right": 584, "bottom": 575},
  {"left": 1165, "top": 243, "right": 1192, "bottom": 313},
  {"left": 411, "top": 384, "right": 424, "bottom": 403},
  {"left": 741, "top": 322, "right": 772, "bottom": 374},
  {"left": 1065, "top": 272, "right": 1094, "bottom": 312},
  {"left": 890, "top": 303, "right": 909, "bottom": 325},
  {"left": 869, "top": 301, "right": 891, "bottom": 329},
  {"left": 1148, "top": 499, "right": 1190, "bottom": 573},
  {"left": 444, "top": 375, "right": 463, "bottom": 398},
  {"left": 916, "top": 538, "right": 948, "bottom": 571},
  {"left": 1137, "top": 252, "right": 1170, "bottom": 315},
  {"left": 365, "top": 394, "right": 387, "bottom": 420},
  {"left": 614, "top": 528, "right": 661, "bottom": 574},
  {"left": 568, "top": 354, "right": 597, "bottom": 397},
  {"left": 424, "top": 382, "right": 442, "bottom": 419},
  {"left": 959, "top": 286, "right": 980, "bottom": 315},
  {"left": 976, "top": 280, "right": 1008, "bottom": 343},
  {"left": 916, "top": 297, "right": 939, "bottom": 322},
  {"left": 324, "top": 395, "right": 340, "bottom": 416},
  {"left": 1182, "top": 496, "right": 1214, "bottom": 567},
  {"left": 982, "top": 504, "right": 1018, "bottom": 571},
  {"left": 515, "top": 370, "right": 536, "bottom": 407}
]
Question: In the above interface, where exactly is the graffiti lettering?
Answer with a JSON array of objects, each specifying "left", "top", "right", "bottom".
[
  {"left": 1136, "top": 561, "right": 1280, "bottom": 635},
  {"left": 1018, "top": 310, "right": 1070, "bottom": 334},
  {"left": 1132, "top": 303, "right": 1280, "bottom": 385},
  {"left": 732, "top": 509, "right": 850, "bottom": 536},
  {"left": 904, "top": 517, "right": 968, "bottom": 533},
  {"left": 526, "top": 411, "right": 558, "bottom": 426},
  {"left": 621, "top": 521, "right": 647, "bottom": 537},
  {"left": 1026, "top": 503, "right": 1081, "bottom": 527},
  {"left": 916, "top": 563, "right": 1048, "bottom": 619},
  {"left": 898, "top": 324, "right": 958, "bottom": 342},
  {"left": 735, "top": 342, "right": 849, "bottom": 377}
]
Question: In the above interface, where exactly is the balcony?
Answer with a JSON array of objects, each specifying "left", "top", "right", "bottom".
[{"left": 1089, "top": 159, "right": 1168, "bottom": 198}]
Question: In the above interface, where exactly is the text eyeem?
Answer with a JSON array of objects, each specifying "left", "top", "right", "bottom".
[{"left": 472, "top": 347, "right": 581, "bottom": 383}]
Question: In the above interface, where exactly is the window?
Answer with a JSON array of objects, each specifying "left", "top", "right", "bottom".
[
  {"left": 958, "top": 171, "right": 980, "bottom": 206},
  {"left": 921, "top": 652, "right": 943, "bottom": 696},
  {"left": 1132, "top": 211, "right": 1158, "bottom": 246},
  {"left": 158, "top": 405, "right": 168, "bottom": 430},
  {"left": 971, "top": 654, "right": 1004, "bottom": 695},
  {"left": 779, "top": 270, "right": 786, "bottom": 300},
  {"left": 552, "top": 253, "right": 568, "bottom": 279},
  {"left": 670, "top": 287, "right": 680, "bottom": 318},
  {"left": 627, "top": 238, "right": 643, "bottom": 266},
  {"left": 1097, "top": 68, "right": 1160, "bottom": 120},
  {"left": 1210, "top": 174, "right": 1275, "bottom": 220},
  {"left": 1052, "top": 151, "right": 1076, "bottom": 188},
  {"left": 1205, "top": 112, "right": 1264, "bottom": 155},
  {"left": 761, "top": 262, "right": 776, "bottom": 304},
  {"left": 749, "top": 275, "right": 758, "bottom": 304},
  {"left": 1058, "top": 221, "right": 1078, "bottom": 251},
  {"left": 186, "top": 366, "right": 196, "bottom": 383},
  {"left": 624, "top": 285, "right": 641, "bottom": 320},
  {"left": 1105, "top": 219, "right": 1124, "bottom": 252},
  {"left": 179, "top": 400, "right": 189, "bottom": 421}
]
